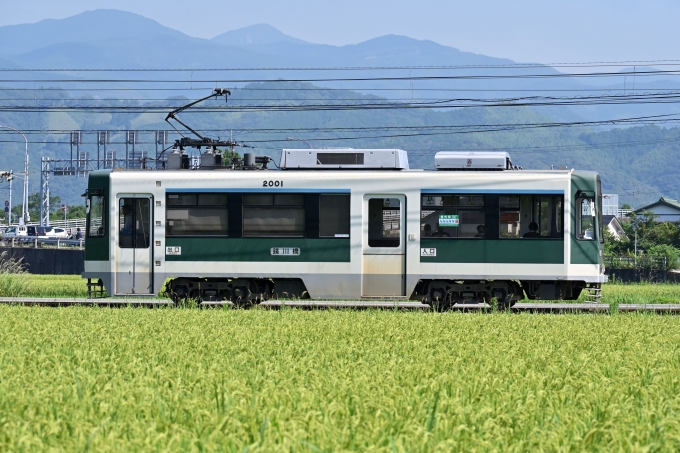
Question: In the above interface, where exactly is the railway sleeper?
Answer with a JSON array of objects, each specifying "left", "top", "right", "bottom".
[{"left": 165, "top": 277, "right": 309, "bottom": 305}]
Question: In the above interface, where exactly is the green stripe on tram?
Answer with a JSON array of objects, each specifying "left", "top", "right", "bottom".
[
  {"left": 420, "top": 239, "right": 564, "bottom": 264},
  {"left": 164, "top": 238, "right": 351, "bottom": 262}
]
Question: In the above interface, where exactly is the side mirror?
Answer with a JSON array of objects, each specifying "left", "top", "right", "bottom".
[{"left": 85, "top": 199, "right": 91, "bottom": 215}]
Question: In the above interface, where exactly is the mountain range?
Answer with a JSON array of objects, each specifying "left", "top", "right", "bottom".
[{"left": 0, "top": 9, "right": 678, "bottom": 208}]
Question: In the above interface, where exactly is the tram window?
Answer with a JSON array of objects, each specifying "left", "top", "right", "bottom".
[
  {"left": 243, "top": 193, "right": 274, "bottom": 206},
  {"left": 243, "top": 193, "right": 305, "bottom": 237},
  {"left": 119, "top": 198, "right": 150, "bottom": 249},
  {"left": 87, "top": 195, "right": 105, "bottom": 237},
  {"left": 368, "top": 198, "right": 400, "bottom": 247},
  {"left": 167, "top": 194, "right": 197, "bottom": 206},
  {"left": 198, "top": 193, "right": 228, "bottom": 205},
  {"left": 319, "top": 194, "right": 350, "bottom": 237},
  {"left": 577, "top": 197, "right": 596, "bottom": 240},
  {"left": 421, "top": 194, "right": 484, "bottom": 238},
  {"left": 167, "top": 209, "right": 227, "bottom": 235},
  {"left": 597, "top": 177, "right": 604, "bottom": 243},
  {"left": 166, "top": 193, "right": 228, "bottom": 236},
  {"left": 499, "top": 196, "right": 521, "bottom": 238},
  {"left": 499, "top": 194, "right": 564, "bottom": 239},
  {"left": 274, "top": 194, "right": 304, "bottom": 206}
]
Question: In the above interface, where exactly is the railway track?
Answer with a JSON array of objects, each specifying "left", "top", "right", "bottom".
[{"left": 0, "top": 297, "right": 679, "bottom": 313}]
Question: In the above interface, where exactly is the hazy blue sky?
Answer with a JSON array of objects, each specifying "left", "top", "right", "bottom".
[{"left": 2, "top": 0, "right": 678, "bottom": 63}]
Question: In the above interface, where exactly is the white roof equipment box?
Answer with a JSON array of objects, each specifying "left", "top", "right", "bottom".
[
  {"left": 280, "top": 148, "right": 409, "bottom": 170},
  {"left": 435, "top": 151, "right": 514, "bottom": 171}
]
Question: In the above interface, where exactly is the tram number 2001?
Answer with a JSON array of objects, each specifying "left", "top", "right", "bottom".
[{"left": 263, "top": 180, "right": 283, "bottom": 187}]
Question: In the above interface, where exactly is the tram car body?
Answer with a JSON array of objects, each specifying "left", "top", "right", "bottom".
[{"left": 83, "top": 149, "right": 606, "bottom": 307}]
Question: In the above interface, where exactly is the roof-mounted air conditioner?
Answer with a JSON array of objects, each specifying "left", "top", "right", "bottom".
[
  {"left": 435, "top": 151, "right": 516, "bottom": 170},
  {"left": 280, "top": 148, "right": 409, "bottom": 170}
]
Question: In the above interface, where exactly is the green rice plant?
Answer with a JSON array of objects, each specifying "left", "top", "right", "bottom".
[
  {"left": 0, "top": 308, "right": 679, "bottom": 451},
  {"left": 0, "top": 251, "right": 30, "bottom": 297},
  {"left": 602, "top": 282, "right": 680, "bottom": 301},
  {"left": 21, "top": 274, "right": 90, "bottom": 298}
]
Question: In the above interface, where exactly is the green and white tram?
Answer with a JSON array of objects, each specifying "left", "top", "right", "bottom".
[{"left": 83, "top": 149, "right": 606, "bottom": 308}]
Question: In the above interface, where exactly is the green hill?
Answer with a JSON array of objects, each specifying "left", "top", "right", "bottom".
[{"left": 0, "top": 82, "right": 676, "bottom": 208}]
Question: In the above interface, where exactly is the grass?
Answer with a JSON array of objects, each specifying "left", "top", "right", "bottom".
[
  {"left": 600, "top": 282, "right": 680, "bottom": 305},
  {"left": 0, "top": 307, "right": 679, "bottom": 451},
  {"left": 23, "top": 274, "right": 91, "bottom": 298},
  {"left": 0, "top": 251, "right": 30, "bottom": 297}
]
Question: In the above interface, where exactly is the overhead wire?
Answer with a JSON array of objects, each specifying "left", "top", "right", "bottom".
[
  {"left": 2, "top": 114, "right": 680, "bottom": 145},
  {"left": 6, "top": 91, "right": 680, "bottom": 113},
  {"left": 2, "top": 90, "right": 680, "bottom": 103},
  {"left": 0, "top": 65, "right": 679, "bottom": 154},
  {"left": 2, "top": 59, "right": 680, "bottom": 71},
  {"left": 2, "top": 67, "right": 680, "bottom": 84},
  {"left": 3, "top": 112, "right": 680, "bottom": 135}
]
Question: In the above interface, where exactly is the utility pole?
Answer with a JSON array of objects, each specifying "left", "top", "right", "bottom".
[
  {"left": 126, "top": 131, "right": 137, "bottom": 169},
  {"left": 0, "top": 126, "right": 29, "bottom": 225},
  {"left": 97, "top": 131, "right": 109, "bottom": 171},
  {"left": 156, "top": 131, "right": 167, "bottom": 160},
  {"left": 40, "top": 157, "right": 50, "bottom": 226},
  {"left": 70, "top": 131, "right": 81, "bottom": 175},
  {"left": 0, "top": 171, "right": 13, "bottom": 225},
  {"left": 8, "top": 175, "right": 12, "bottom": 224},
  {"left": 634, "top": 217, "right": 638, "bottom": 268}
]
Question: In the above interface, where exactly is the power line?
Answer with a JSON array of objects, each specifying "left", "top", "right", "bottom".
[
  {"left": 2, "top": 90, "right": 680, "bottom": 103},
  {"left": 2, "top": 112, "right": 680, "bottom": 135},
  {"left": 4, "top": 96, "right": 680, "bottom": 112},
  {"left": 2, "top": 60, "right": 680, "bottom": 72},
  {"left": 1, "top": 113, "right": 679, "bottom": 145},
  {"left": 5, "top": 87, "right": 680, "bottom": 93},
  {"left": 1, "top": 68, "right": 680, "bottom": 84}
]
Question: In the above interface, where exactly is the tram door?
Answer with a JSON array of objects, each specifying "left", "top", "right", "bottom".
[
  {"left": 362, "top": 195, "right": 406, "bottom": 297},
  {"left": 115, "top": 196, "right": 153, "bottom": 295}
]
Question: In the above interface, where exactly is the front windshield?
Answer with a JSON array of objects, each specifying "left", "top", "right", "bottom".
[
  {"left": 87, "top": 195, "right": 105, "bottom": 237},
  {"left": 577, "top": 198, "right": 596, "bottom": 240}
]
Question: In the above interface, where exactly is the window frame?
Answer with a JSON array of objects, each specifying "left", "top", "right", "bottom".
[
  {"left": 498, "top": 194, "right": 565, "bottom": 240},
  {"left": 420, "top": 194, "right": 486, "bottom": 239},
  {"left": 575, "top": 196, "right": 597, "bottom": 242},
  {"left": 86, "top": 194, "right": 106, "bottom": 238},
  {"left": 242, "top": 193, "right": 306, "bottom": 238},
  {"left": 319, "top": 194, "right": 351, "bottom": 238},
  {"left": 368, "top": 197, "right": 402, "bottom": 248},
  {"left": 166, "top": 192, "right": 229, "bottom": 237},
  {"left": 119, "top": 197, "right": 151, "bottom": 249}
]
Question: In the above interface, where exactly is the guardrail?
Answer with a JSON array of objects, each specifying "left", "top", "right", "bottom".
[
  {"left": 605, "top": 255, "right": 668, "bottom": 269},
  {"left": 0, "top": 237, "right": 84, "bottom": 249},
  {"left": 46, "top": 218, "right": 87, "bottom": 230},
  {"left": 1, "top": 218, "right": 87, "bottom": 231}
]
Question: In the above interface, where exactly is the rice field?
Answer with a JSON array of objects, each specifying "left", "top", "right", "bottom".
[
  {"left": 599, "top": 282, "right": 680, "bottom": 305},
  {"left": 22, "top": 275, "right": 91, "bottom": 298},
  {"left": 0, "top": 307, "right": 679, "bottom": 451}
]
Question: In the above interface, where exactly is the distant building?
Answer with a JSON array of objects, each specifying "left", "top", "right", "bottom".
[
  {"left": 635, "top": 197, "right": 680, "bottom": 224},
  {"left": 602, "top": 194, "right": 619, "bottom": 216},
  {"left": 602, "top": 215, "right": 628, "bottom": 241}
]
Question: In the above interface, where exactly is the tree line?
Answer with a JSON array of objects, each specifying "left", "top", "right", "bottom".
[
  {"left": 3, "top": 192, "right": 86, "bottom": 224},
  {"left": 605, "top": 209, "right": 680, "bottom": 270}
]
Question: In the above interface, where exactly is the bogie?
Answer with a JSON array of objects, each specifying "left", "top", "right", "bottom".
[
  {"left": 164, "top": 278, "right": 308, "bottom": 305},
  {"left": 412, "top": 279, "right": 523, "bottom": 310}
]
